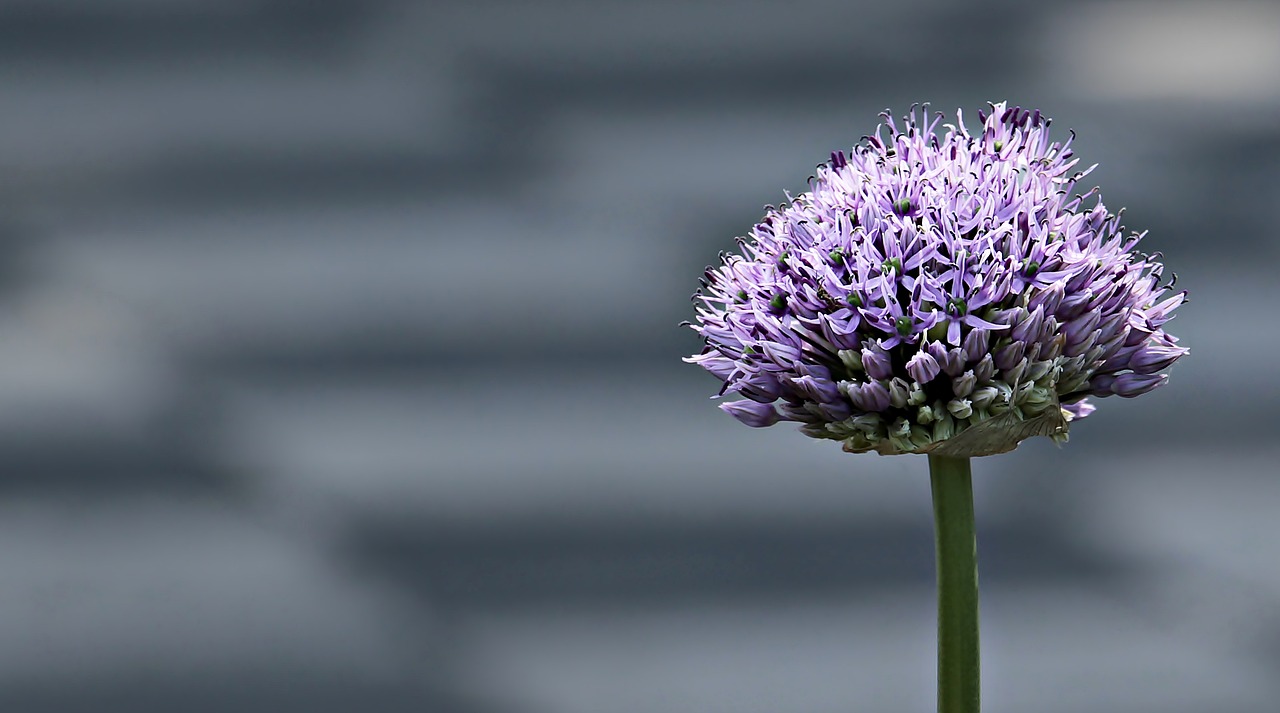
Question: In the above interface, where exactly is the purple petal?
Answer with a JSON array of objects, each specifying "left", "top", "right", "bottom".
[
  {"left": 962, "top": 328, "right": 990, "bottom": 363},
  {"left": 946, "top": 319, "right": 962, "bottom": 346},
  {"left": 1011, "top": 306, "right": 1045, "bottom": 344},
  {"left": 719, "top": 400, "right": 781, "bottom": 427},
  {"left": 994, "top": 340, "right": 1026, "bottom": 371},
  {"left": 906, "top": 350, "right": 942, "bottom": 384},
  {"left": 1062, "top": 399, "right": 1096, "bottom": 421},
  {"left": 1062, "top": 310, "right": 1102, "bottom": 347},
  {"left": 1113, "top": 372, "right": 1168, "bottom": 398},
  {"left": 861, "top": 344, "right": 894, "bottom": 380},
  {"left": 788, "top": 374, "right": 841, "bottom": 403},
  {"left": 1128, "top": 342, "right": 1188, "bottom": 375},
  {"left": 962, "top": 314, "right": 1010, "bottom": 332},
  {"left": 848, "top": 381, "right": 891, "bottom": 412}
]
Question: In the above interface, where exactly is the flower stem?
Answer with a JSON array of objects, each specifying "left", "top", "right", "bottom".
[{"left": 929, "top": 454, "right": 979, "bottom": 713}]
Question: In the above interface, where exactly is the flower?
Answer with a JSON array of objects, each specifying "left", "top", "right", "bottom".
[{"left": 685, "top": 102, "right": 1187, "bottom": 457}]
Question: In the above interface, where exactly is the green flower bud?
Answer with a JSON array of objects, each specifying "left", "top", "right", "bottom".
[
  {"left": 910, "top": 424, "right": 935, "bottom": 449},
  {"left": 1025, "top": 359, "right": 1053, "bottom": 382},
  {"left": 842, "top": 432, "right": 876, "bottom": 453},
  {"left": 838, "top": 350, "right": 864, "bottom": 372},
  {"left": 888, "top": 377, "right": 911, "bottom": 408},
  {"left": 1021, "top": 385, "right": 1056, "bottom": 414},
  {"left": 1003, "top": 359, "right": 1027, "bottom": 386},
  {"left": 974, "top": 354, "right": 996, "bottom": 383},
  {"left": 851, "top": 413, "right": 884, "bottom": 434},
  {"left": 887, "top": 418, "right": 915, "bottom": 453},
  {"left": 947, "top": 398, "right": 974, "bottom": 419},
  {"left": 970, "top": 386, "right": 1000, "bottom": 409},
  {"left": 932, "top": 413, "right": 957, "bottom": 442}
]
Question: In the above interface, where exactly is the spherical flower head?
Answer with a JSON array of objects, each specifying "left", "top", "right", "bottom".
[{"left": 685, "top": 102, "right": 1187, "bottom": 457}]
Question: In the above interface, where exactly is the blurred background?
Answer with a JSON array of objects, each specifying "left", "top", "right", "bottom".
[{"left": 0, "top": 0, "right": 1277, "bottom": 711}]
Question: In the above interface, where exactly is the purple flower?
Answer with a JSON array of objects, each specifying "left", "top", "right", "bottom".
[
  {"left": 1089, "top": 372, "right": 1169, "bottom": 398},
  {"left": 861, "top": 342, "right": 894, "bottom": 381},
  {"left": 907, "top": 350, "right": 941, "bottom": 384},
  {"left": 719, "top": 400, "right": 781, "bottom": 428},
  {"left": 1128, "top": 341, "right": 1188, "bottom": 375},
  {"left": 1061, "top": 399, "right": 1096, "bottom": 421},
  {"left": 686, "top": 102, "right": 1186, "bottom": 456}
]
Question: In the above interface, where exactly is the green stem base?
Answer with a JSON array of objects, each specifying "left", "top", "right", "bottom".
[{"left": 929, "top": 454, "right": 979, "bottom": 713}]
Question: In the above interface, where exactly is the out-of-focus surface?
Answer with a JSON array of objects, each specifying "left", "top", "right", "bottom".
[{"left": 0, "top": 1, "right": 1276, "bottom": 711}]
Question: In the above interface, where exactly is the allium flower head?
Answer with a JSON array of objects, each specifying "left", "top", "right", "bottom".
[{"left": 685, "top": 102, "right": 1187, "bottom": 457}]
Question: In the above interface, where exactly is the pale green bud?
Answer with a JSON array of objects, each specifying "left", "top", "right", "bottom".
[
  {"left": 932, "top": 413, "right": 957, "bottom": 442},
  {"left": 838, "top": 349, "right": 864, "bottom": 372},
  {"left": 947, "top": 398, "right": 974, "bottom": 419},
  {"left": 1003, "top": 359, "right": 1027, "bottom": 386},
  {"left": 886, "top": 418, "right": 915, "bottom": 453},
  {"left": 842, "top": 432, "right": 876, "bottom": 452},
  {"left": 850, "top": 413, "right": 883, "bottom": 435},
  {"left": 1025, "top": 359, "right": 1053, "bottom": 382},
  {"left": 1021, "top": 385, "right": 1056, "bottom": 414},
  {"left": 888, "top": 377, "right": 911, "bottom": 408},
  {"left": 970, "top": 386, "right": 1000, "bottom": 409},
  {"left": 974, "top": 354, "right": 996, "bottom": 383},
  {"left": 1042, "top": 334, "right": 1066, "bottom": 360},
  {"left": 1057, "top": 371, "right": 1090, "bottom": 394},
  {"left": 910, "top": 424, "right": 934, "bottom": 449},
  {"left": 988, "top": 384, "right": 1013, "bottom": 414}
]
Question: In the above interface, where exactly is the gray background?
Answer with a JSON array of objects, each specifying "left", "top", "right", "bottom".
[{"left": 0, "top": 1, "right": 1277, "bottom": 711}]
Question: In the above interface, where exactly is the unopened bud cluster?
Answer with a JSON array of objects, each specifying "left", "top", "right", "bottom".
[{"left": 686, "top": 103, "right": 1186, "bottom": 456}]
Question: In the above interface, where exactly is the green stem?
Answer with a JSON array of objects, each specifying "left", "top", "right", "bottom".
[{"left": 929, "top": 454, "right": 980, "bottom": 713}]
